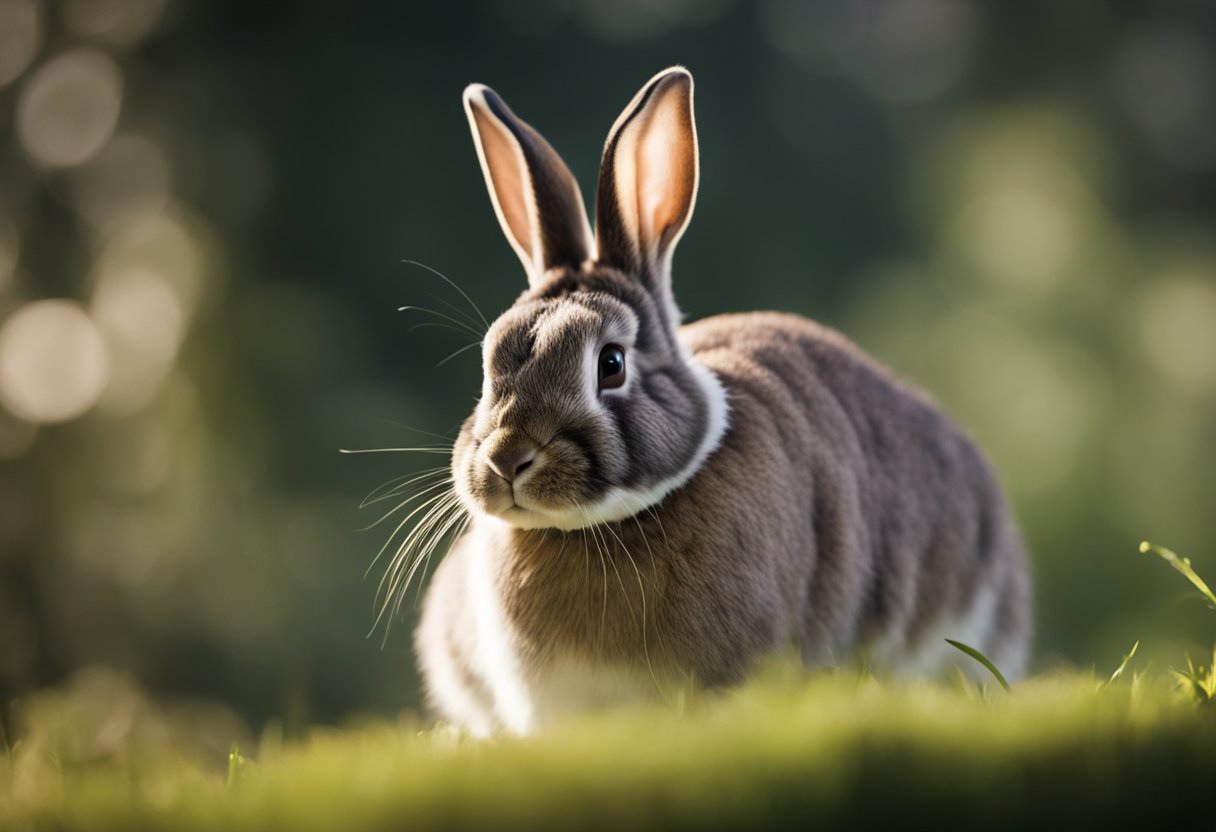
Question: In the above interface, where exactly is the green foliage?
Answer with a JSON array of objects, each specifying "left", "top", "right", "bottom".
[{"left": 1171, "top": 647, "right": 1216, "bottom": 706}]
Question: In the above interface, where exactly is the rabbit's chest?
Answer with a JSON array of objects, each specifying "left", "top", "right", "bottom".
[{"left": 465, "top": 523, "right": 668, "bottom": 733}]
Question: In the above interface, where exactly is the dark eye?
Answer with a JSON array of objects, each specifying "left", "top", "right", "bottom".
[{"left": 598, "top": 344, "right": 626, "bottom": 391}]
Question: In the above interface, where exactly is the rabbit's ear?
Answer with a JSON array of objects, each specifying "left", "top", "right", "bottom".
[
  {"left": 595, "top": 67, "right": 698, "bottom": 284},
  {"left": 464, "top": 84, "right": 594, "bottom": 285}
]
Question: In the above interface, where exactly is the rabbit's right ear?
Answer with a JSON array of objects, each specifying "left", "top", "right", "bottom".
[{"left": 464, "top": 84, "right": 594, "bottom": 286}]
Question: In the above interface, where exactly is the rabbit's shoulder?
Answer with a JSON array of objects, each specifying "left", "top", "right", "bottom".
[
  {"left": 680, "top": 310, "right": 975, "bottom": 473},
  {"left": 679, "top": 311, "right": 908, "bottom": 404}
]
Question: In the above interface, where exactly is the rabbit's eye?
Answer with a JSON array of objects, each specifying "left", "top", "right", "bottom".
[{"left": 598, "top": 344, "right": 626, "bottom": 391}]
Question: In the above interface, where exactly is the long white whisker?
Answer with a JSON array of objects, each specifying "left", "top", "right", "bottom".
[
  {"left": 412, "top": 513, "right": 469, "bottom": 610},
  {"left": 602, "top": 519, "right": 657, "bottom": 689},
  {"left": 398, "top": 306, "right": 484, "bottom": 341},
  {"left": 359, "top": 477, "right": 454, "bottom": 531},
  {"left": 390, "top": 502, "right": 465, "bottom": 623},
  {"left": 436, "top": 340, "right": 482, "bottom": 368},
  {"left": 577, "top": 506, "right": 610, "bottom": 653},
  {"left": 360, "top": 467, "right": 448, "bottom": 509},
  {"left": 420, "top": 288, "right": 485, "bottom": 334},
  {"left": 371, "top": 420, "right": 457, "bottom": 443},
  {"left": 385, "top": 492, "right": 463, "bottom": 594},
  {"left": 365, "top": 489, "right": 455, "bottom": 579},
  {"left": 407, "top": 320, "right": 485, "bottom": 341},
  {"left": 401, "top": 258, "right": 490, "bottom": 331},
  {"left": 360, "top": 468, "right": 450, "bottom": 509},
  {"left": 378, "top": 493, "right": 460, "bottom": 605},
  {"left": 597, "top": 521, "right": 633, "bottom": 618},
  {"left": 341, "top": 446, "right": 453, "bottom": 455}
]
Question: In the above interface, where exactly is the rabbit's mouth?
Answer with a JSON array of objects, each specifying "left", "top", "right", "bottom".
[
  {"left": 477, "top": 469, "right": 590, "bottom": 531},
  {"left": 459, "top": 430, "right": 607, "bottom": 529}
]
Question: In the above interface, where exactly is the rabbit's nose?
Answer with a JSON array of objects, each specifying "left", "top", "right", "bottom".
[{"left": 488, "top": 443, "right": 537, "bottom": 483}]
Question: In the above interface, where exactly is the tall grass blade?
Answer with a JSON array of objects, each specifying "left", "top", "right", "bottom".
[
  {"left": 1103, "top": 640, "right": 1140, "bottom": 689},
  {"left": 945, "top": 639, "right": 1011, "bottom": 691},
  {"left": 1139, "top": 541, "right": 1216, "bottom": 609}
]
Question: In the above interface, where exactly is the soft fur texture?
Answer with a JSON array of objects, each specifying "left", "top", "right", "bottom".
[{"left": 414, "top": 68, "right": 1032, "bottom": 736}]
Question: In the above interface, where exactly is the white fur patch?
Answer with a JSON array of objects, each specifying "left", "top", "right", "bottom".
[
  {"left": 466, "top": 520, "right": 537, "bottom": 734},
  {"left": 525, "top": 655, "right": 666, "bottom": 727},
  {"left": 462, "top": 518, "right": 666, "bottom": 735},
  {"left": 423, "top": 622, "right": 497, "bottom": 739},
  {"left": 877, "top": 583, "right": 999, "bottom": 679}
]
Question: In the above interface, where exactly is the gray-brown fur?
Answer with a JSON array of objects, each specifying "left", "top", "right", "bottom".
[{"left": 414, "top": 68, "right": 1032, "bottom": 735}]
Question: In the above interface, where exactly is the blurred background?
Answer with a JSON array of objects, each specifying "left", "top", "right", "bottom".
[{"left": 1, "top": 0, "right": 1215, "bottom": 739}]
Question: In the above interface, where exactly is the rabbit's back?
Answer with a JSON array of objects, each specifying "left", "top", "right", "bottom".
[{"left": 679, "top": 311, "right": 1031, "bottom": 679}]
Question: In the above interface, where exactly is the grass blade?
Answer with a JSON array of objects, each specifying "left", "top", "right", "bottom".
[
  {"left": 228, "top": 743, "right": 248, "bottom": 787},
  {"left": 945, "top": 639, "right": 1011, "bottom": 691},
  {"left": 1139, "top": 541, "right": 1216, "bottom": 609},
  {"left": 1102, "top": 640, "right": 1140, "bottom": 689}
]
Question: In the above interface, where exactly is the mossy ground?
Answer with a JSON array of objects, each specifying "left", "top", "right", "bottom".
[{"left": 3, "top": 666, "right": 1214, "bottom": 831}]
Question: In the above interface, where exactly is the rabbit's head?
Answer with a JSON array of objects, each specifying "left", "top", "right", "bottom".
[{"left": 452, "top": 68, "right": 728, "bottom": 531}]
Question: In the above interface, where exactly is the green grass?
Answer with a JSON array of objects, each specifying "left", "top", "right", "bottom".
[
  {"left": 4, "top": 541, "right": 1214, "bottom": 830},
  {"left": 3, "top": 670, "right": 1216, "bottom": 831}
]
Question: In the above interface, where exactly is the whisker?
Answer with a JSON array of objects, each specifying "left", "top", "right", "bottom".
[
  {"left": 360, "top": 468, "right": 449, "bottom": 510},
  {"left": 391, "top": 501, "right": 465, "bottom": 622},
  {"left": 420, "top": 288, "right": 485, "bottom": 335},
  {"left": 436, "top": 340, "right": 482, "bottom": 368},
  {"left": 644, "top": 505, "right": 673, "bottom": 556},
  {"left": 370, "top": 420, "right": 458, "bottom": 444},
  {"left": 358, "top": 477, "right": 454, "bottom": 531},
  {"left": 407, "top": 320, "right": 485, "bottom": 341},
  {"left": 577, "top": 506, "right": 610, "bottom": 654},
  {"left": 365, "top": 489, "right": 456, "bottom": 578},
  {"left": 377, "top": 492, "right": 460, "bottom": 604},
  {"left": 599, "top": 523, "right": 633, "bottom": 618},
  {"left": 340, "top": 446, "right": 453, "bottom": 455},
  {"left": 601, "top": 520, "right": 657, "bottom": 688},
  {"left": 360, "top": 467, "right": 447, "bottom": 509},
  {"left": 375, "top": 492, "right": 465, "bottom": 633},
  {"left": 632, "top": 514, "right": 667, "bottom": 692},
  {"left": 412, "top": 513, "right": 470, "bottom": 610},
  {"left": 399, "top": 306, "right": 484, "bottom": 341},
  {"left": 401, "top": 258, "right": 490, "bottom": 332}
]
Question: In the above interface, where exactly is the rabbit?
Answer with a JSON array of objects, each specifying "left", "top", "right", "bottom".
[{"left": 413, "top": 67, "right": 1032, "bottom": 737}]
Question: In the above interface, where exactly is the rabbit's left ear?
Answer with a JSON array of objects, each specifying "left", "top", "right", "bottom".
[
  {"left": 595, "top": 67, "right": 698, "bottom": 284},
  {"left": 464, "top": 84, "right": 594, "bottom": 285}
]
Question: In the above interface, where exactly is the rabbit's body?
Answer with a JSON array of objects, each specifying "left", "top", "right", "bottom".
[{"left": 412, "top": 69, "right": 1031, "bottom": 735}]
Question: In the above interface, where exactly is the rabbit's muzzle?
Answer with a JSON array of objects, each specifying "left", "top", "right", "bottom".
[{"left": 484, "top": 429, "right": 540, "bottom": 486}]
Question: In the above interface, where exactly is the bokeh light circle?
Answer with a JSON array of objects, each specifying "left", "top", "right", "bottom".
[
  {"left": 0, "top": 300, "right": 110, "bottom": 423},
  {"left": 0, "top": 0, "right": 42, "bottom": 89},
  {"left": 91, "top": 267, "right": 184, "bottom": 414},
  {"left": 17, "top": 50, "right": 123, "bottom": 169},
  {"left": 60, "top": 0, "right": 167, "bottom": 46}
]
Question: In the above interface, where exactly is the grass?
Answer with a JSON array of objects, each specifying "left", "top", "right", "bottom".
[
  {"left": 0, "top": 671, "right": 1211, "bottom": 827},
  {"left": 4, "top": 672, "right": 1216, "bottom": 830},
  {"left": 2, "top": 542, "right": 1214, "bottom": 830}
]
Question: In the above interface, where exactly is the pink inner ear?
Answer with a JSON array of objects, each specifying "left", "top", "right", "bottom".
[
  {"left": 614, "top": 74, "right": 695, "bottom": 265},
  {"left": 472, "top": 107, "right": 536, "bottom": 268},
  {"left": 637, "top": 95, "right": 695, "bottom": 254}
]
